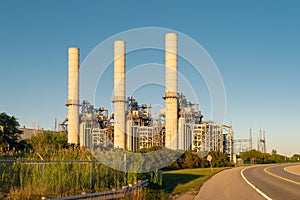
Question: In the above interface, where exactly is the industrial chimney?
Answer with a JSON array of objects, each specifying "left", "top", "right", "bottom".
[
  {"left": 113, "top": 41, "right": 126, "bottom": 149},
  {"left": 67, "top": 47, "right": 80, "bottom": 145},
  {"left": 164, "top": 33, "right": 178, "bottom": 150}
]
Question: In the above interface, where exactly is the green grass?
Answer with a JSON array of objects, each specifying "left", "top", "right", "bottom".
[{"left": 162, "top": 167, "right": 229, "bottom": 196}]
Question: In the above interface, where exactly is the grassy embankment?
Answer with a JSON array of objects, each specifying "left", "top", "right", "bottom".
[{"left": 162, "top": 167, "right": 228, "bottom": 196}]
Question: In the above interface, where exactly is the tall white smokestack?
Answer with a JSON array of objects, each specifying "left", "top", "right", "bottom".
[
  {"left": 113, "top": 41, "right": 126, "bottom": 149},
  {"left": 165, "top": 33, "right": 178, "bottom": 150},
  {"left": 67, "top": 47, "right": 80, "bottom": 145}
]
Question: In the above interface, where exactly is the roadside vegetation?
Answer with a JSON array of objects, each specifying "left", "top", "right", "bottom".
[
  {"left": 142, "top": 168, "right": 228, "bottom": 200},
  {"left": 0, "top": 112, "right": 30, "bottom": 155},
  {"left": 0, "top": 113, "right": 159, "bottom": 199},
  {"left": 239, "top": 149, "right": 299, "bottom": 164},
  {"left": 1, "top": 112, "right": 299, "bottom": 199},
  {"left": 136, "top": 148, "right": 232, "bottom": 199}
]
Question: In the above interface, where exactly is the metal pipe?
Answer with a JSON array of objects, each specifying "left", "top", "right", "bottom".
[
  {"left": 165, "top": 33, "right": 178, "bottom": 150},
  {"left": 67, "top": 47, "right": 80, "bottom": 145},
  {"left": 113, "top": 41, "right": 126, "bottom": 149}
]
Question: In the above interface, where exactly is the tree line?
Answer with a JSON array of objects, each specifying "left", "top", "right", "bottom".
[{"left": 240, "top": 149, "right": 299, "bottom": 164}]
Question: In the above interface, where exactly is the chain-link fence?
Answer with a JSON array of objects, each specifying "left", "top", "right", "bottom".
[{"left": 0, "top": 159, "right": 152, "bottom": 199}]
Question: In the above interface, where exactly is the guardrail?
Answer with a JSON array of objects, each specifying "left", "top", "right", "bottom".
[{"left": 46, "top": 179, "right": 149, "bottom": 200}]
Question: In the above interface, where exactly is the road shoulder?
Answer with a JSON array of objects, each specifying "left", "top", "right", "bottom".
[
  {"left": 284, "top": 165, "right": 300, "bottom": 176},
  {"left": 195, "top": 167, "right": 265, "bottom": 200}
]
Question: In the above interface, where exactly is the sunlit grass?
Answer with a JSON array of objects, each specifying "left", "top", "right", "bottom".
[{"left": 162, "top": 167, "right": 229, "bottom": 195}]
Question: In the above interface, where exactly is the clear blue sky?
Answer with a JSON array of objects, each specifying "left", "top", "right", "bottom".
[{"left": 0, "top": 1, "right": 299, "bottom": 156}]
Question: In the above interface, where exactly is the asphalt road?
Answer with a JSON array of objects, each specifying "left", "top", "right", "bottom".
[
  {"left": 196, "top": 164, "right": 300, "bottom": 200},
  {"left": 243, "top": 164, "right": 300, "bottom": 200},
  {"left": 196, "top": 167, "right": 265, "bottom": 200}
]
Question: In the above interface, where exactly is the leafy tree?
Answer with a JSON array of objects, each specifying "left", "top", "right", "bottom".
[
  {"left": 240, "top": 150, "right": 273, "bottom": 164},
  {"left": 240, "top": 149, "right": 263, "bottom": 164},
  {"left": 0, "top": 112, "right": 23, "bottom": 153},
  {"left": 271, "top": 149, "right": 277, "bottom": 161},
  {"left": 30, "top": 131, "right": 69, "bottom": 157},
  {"left": 165, "top": 150, "right": 231, "bottom": 169},
  {"left": 269, "top": 149, "right": 288, "bottom": 163},
  {"left": 291, "top": 154, "right": 300, "bottom": 162},
  {"left": 183, "top": 151, "right": 200, "bottom": 168},
  {"left": 261, "top": 152, "right": 272, "bottom": 163},
  {"left": 137, "top": 146, "right": 162, "bottom": 153},
  {"left": 208, "top": 150, "right": 231, "bottom": 167},
  {"left": 176, "top": 150, "right": 200, "bottom": 168}
]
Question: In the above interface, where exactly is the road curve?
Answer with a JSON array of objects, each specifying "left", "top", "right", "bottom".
[
  {"left": 243, "top": 164, "right": 300, "bottom": 200},
  {"left": 285, "top": 165, "right": 300, "bottom": 176},
  {"left": 196, "top": 164, "right": 300, "bottom": 200},
  {"left": 195, "top": 167, "right": 265, "bottom": 200}
]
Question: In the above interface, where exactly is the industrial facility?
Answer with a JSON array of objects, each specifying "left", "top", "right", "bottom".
[{"left": 63, "top": 33, "right": 234, "bottom": 158}]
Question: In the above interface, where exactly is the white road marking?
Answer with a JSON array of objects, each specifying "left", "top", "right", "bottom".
[{"left": 241, "top": 167, "right": 273, "bottom": 200}]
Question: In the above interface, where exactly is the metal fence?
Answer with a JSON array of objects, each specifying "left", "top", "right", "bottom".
[
  {"left": 47, "top": 179, "right": 149, "bottom": 200},
  {"left": 0, "top": 159, "right": 148, "bottom": 199},
  {"left": 0, "top": 159, "right": 97, "bottom": 189}
]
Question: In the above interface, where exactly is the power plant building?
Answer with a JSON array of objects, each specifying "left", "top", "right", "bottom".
[{"left": 64, "top": 33, "right": 233, "bottom": 158}]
